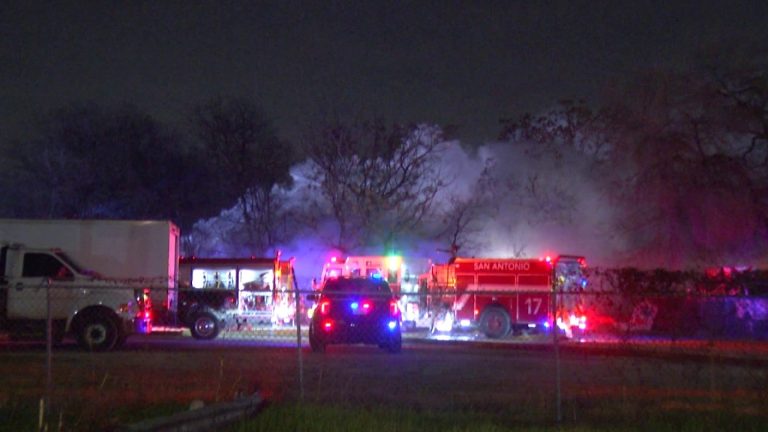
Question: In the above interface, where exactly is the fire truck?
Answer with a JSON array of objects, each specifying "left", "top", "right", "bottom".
[
  {"left": 318, "top": 255, "right": 426, "bottom": 329},
  {"left": 424, "top": 255, "right": 588, "bottom": 338},
  {"left": 177, "top": 255, "right": 297, "bottom": 339}
]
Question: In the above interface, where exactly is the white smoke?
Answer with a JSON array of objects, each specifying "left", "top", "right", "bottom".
[{"left": 186, "top": 132, "right": 622, "bottom": 288}]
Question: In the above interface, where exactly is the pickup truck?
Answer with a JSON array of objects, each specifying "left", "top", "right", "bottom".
[{"left": 0, "top": 244, "right": 150, "bottom": 351}]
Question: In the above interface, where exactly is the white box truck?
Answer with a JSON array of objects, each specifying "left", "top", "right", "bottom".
[{"left": 0, "top": 219, "right": 180, "bottom": 350}]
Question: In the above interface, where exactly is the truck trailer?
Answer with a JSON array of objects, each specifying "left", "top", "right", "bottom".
[{"left": 0, "top": 219, "right": 180, "bottom": 350}]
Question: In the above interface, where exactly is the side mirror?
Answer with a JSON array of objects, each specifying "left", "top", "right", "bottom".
[{"left": 306, "top": 293, "right": 318, "bottom": 301}]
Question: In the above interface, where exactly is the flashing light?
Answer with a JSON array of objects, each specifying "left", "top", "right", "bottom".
[
  {"left": 331, "top": 256, "right": 338, "bottom": 263},
  {"left": 351, "top": 300, "right": 373, "bottom": 313},
  {"left": 459, "top": 319, "right": 471, "bottom": 327},
  {"left": 387, "top": 321, "right": 397, "bottom": 331},
  {"left": 527, "top": 323, "right": 537, "bottom": 329},
  {"left": 371, "top": 272, "right": 383, "bottom": 279},
  {"left": 543, "top": 321, "right": 550, "bottom": 328},
  {"left": 557, "top": 314, "right": 587, "bottom": 333},
  {"left": 274, "top": 302, "right": 292, "bottom": 323},
  {"left": 322, "top": 319, "right": 333, "bottom": 332},
  {"left": 328, "top": 269, "right": 339, "bottom": 278},
  {"left": 389, "top": 299, "right": 400, "bottom": 316},
  {"left": 387, "top": 255, "right": 401, "bottom": 272},
  {"left": 434, "top": 312, "right": 454, "bottom": 332},
  {"left": 571, "top": 314, "right": 587, "bottom": 330}
]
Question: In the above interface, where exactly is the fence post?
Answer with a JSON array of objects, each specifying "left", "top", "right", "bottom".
[
  {"left": 552, "top": 283, "right": 562, "bottom": 423},
  {"left": 292, "top": 267, "right": 304, "bottom": 402},
  {"left": 45, "top": 281, "right": 53, "bottom": 429}
]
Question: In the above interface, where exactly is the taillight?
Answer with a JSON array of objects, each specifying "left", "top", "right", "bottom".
[
  {"left": 322, "top": 319, "right": 333, "bottom": 332},
  {"left": 319, "top": 300, "right": 331, "bottom": 315},
  {"left": 389, "top": 299, "right": 400, "bottom": 316},
  {"left": 134, "top": 288, "right": 152, "bottom": 317}
]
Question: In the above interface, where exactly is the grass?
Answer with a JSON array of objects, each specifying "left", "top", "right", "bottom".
[
  {"left": 1, "top": 339, "right": 767, "bottom": 431},
  {"left": 229, "top": 402, "right": 768, "bottom": 432}
]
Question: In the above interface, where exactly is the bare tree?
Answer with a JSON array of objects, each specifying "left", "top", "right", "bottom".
[
  {"left": 434, "top": 158, "right": 497, "bottom": 257},
  {"left": 601, "top": 68, "right": 766, "bottom": 267},
  {"left": 193, "top": 97, "right": 294, "bottom": 253},
  {"left": 498, "top": 100, "right": 605, "bottom": 231},
  {"left": 3, "top": 102, "right": 209, "bottom": 228},
  {"left": 304, "top": 120, "right": 447, "bottom": 250}
]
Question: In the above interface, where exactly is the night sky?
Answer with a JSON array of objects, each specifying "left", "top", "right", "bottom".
[{"left": 3, "top": 1, "right": 768, "bottom": 145}]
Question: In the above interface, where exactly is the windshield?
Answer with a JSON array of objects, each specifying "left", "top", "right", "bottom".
[
  {"left": 322, "top": 278, "right": 392, "bottom": 294},
  {"left": 554, "top": 256, "right": 587, "bottom": 292}
]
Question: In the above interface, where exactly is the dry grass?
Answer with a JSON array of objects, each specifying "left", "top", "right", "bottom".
[{"left": 1, "top": 340, "right": 768, "bottom": 431}]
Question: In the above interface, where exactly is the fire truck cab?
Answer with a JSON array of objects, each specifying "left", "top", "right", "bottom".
[{"left": 426, "top": 255, "right": 588, "bottom": 339}]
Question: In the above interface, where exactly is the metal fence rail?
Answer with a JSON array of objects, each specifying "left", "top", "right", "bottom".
[{"left": 2, "top": 283, "right": 768, "bottom": 431}]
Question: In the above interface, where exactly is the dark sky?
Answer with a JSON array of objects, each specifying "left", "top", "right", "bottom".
[{"left": 3, "top": 1, "right": 768, "bottom": 145}]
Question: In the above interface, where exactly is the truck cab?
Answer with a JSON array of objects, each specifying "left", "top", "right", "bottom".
[{"left": 0, "top": 244, "right": 150, "bottom": 350}]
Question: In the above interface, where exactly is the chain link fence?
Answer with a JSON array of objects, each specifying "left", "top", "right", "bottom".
[{"left": 2, "top": 278, "right": 768, "bottom": 430}]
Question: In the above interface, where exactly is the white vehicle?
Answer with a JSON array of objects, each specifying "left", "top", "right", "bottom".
[{"left": 0, "top": 219, "right": 179, "bottom": 350}]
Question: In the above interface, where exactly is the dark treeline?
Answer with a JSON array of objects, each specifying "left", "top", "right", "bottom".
[{"left": 1, "top": 49, "right": 767, "bottom": 269}]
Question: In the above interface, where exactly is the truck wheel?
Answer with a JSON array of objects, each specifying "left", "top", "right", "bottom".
[
  {"left": 480, "top": 307, "right": 511, "bottom": 339},
  {"left": 190, "top": 312, "right": 220, "bottom": 340},
  {"left": 308, "top": 325, "right": 326, "bottom": 353},
  {"left": 76, "top": 312, "right": 119, "bottom": 351},
  {"left": 384, "top": 332, "right": 402, "bottom": 354}
]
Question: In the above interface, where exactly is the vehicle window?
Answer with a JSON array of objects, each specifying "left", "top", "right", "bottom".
[
  {"left": 54, "top": 252, "right": 86, "bottom": 275},
  {"left": 191, "top": 268, "right": 237, "bottom": 289},
  {"left": 22, "top": 253, "right": 66, "bottom": 278},
  {"left": 323, "top": 278, "right": 391, "bottom": 294}
]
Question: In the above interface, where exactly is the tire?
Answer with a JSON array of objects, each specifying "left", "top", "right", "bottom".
[
  {"left": 190, "top": 311, "right": 220, "bottom": 340},
  {"left": 480, "top": 307, "right": 511, "bottom": 339},
  {"left": 384, "top": 331, "right": 402, "bottom": 354},
  {"left": 75, "top": 312, "right": 119, "bottom": 351},
  {"left": 308, "top": 324, "right": 326, "bottom": 353}
]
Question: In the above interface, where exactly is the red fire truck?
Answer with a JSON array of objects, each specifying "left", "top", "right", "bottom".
[{"left": 424, "top": 255, "right": 588, "bottom": 338}]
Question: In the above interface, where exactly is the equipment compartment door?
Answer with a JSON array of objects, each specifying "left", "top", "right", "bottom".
[{"left": 516, "top": 293, "right": 549, "bottom": 324}]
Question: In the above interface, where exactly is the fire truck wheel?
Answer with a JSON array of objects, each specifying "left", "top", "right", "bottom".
[
  {"left": 190, "top": 311, "right": 220, "bottom": 340},
  {"left": 480, "top": 307, "right": 511, "bottom": 339}
]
